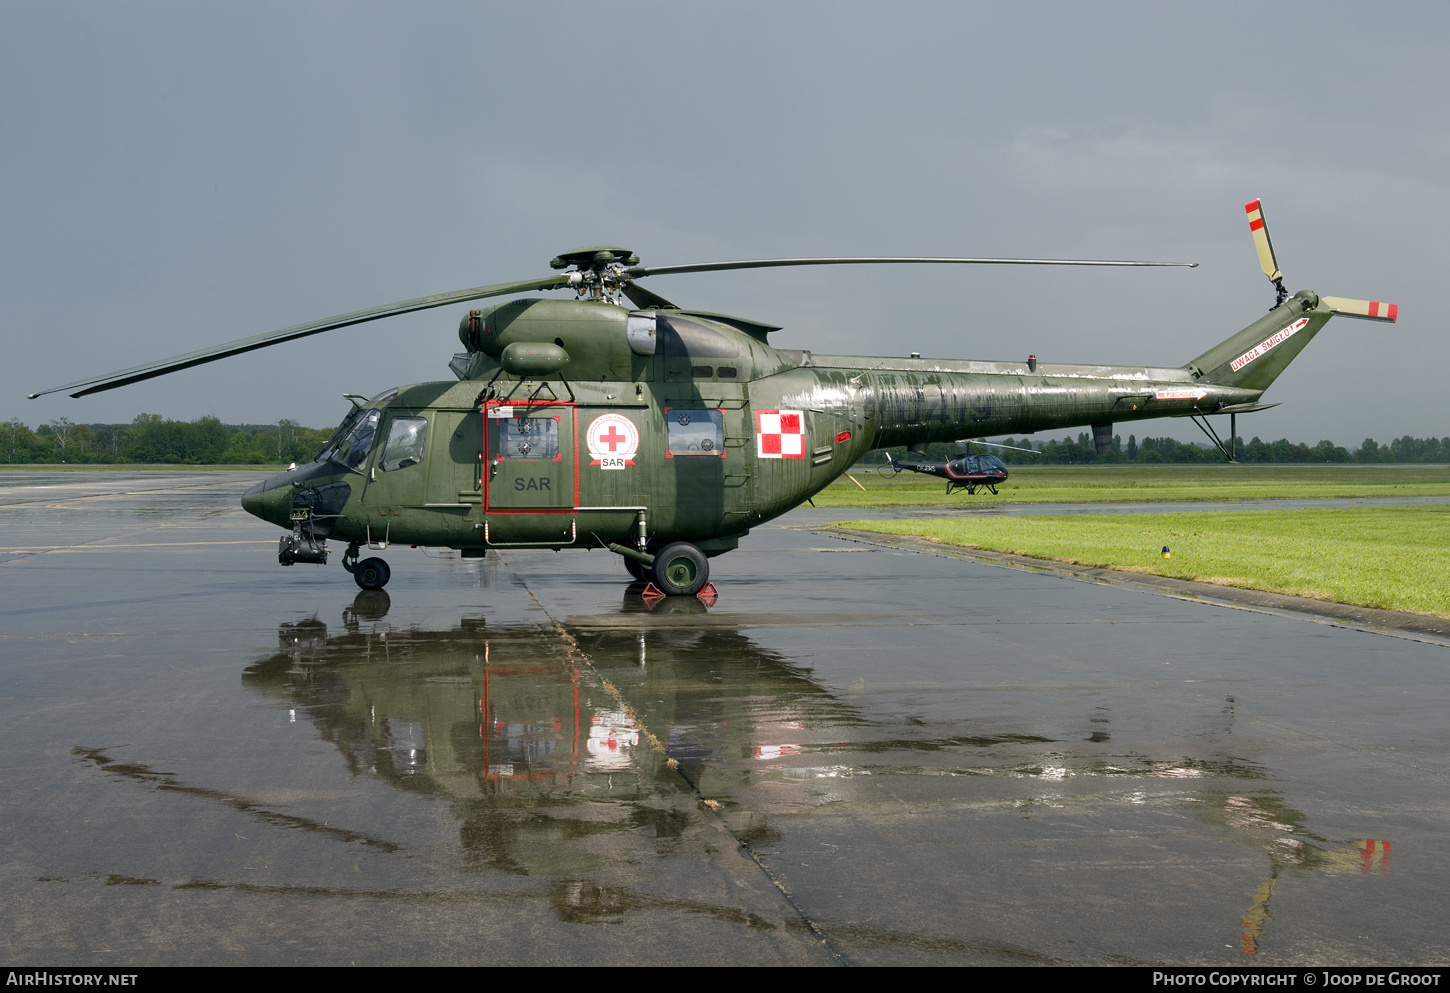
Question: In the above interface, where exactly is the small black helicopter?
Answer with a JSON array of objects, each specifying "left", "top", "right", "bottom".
[{"left": 887, "top": 446, "right": 1011, "bottom": 495}]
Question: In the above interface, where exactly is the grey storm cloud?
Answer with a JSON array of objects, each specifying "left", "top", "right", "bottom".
[{"left": 4, "top": 1, "right": 1445, "bottom": 445}]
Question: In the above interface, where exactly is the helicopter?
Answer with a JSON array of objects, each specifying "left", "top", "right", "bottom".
[
  {"left": 886, "top": 444, "right": 1012, "bottom": 495},
  {"left": 30, "top": 200, "right": 1396, "bottom": 596}
]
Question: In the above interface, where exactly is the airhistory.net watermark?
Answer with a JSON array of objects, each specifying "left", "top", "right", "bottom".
[{"left": 5, "top": 975, "right": 138, "bottom": 987}]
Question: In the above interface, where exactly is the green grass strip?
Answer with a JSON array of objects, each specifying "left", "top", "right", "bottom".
[
  {"left": 838, "top": 506, "right": 1450, "bottom": 618},
  {"left": 815, "top": 464, "right": 1450, "bottom": 507}
]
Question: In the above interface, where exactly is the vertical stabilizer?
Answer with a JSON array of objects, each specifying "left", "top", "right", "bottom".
[{"left": 1188, "top": 292, "right": 1331, "bottom": 392}]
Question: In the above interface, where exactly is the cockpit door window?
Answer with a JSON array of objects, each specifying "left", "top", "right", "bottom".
[{"left": 379, "top": 416, "right": 428, "bottom": 471}]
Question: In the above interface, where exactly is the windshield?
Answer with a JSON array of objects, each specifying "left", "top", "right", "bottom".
[
  {"left": 316, "top": 407, "right": 364, "bottom": 463},
  {"left": 317, "top": 408, "right": 380, "bottom": 471}
]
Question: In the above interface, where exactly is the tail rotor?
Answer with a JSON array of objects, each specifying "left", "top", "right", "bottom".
[{"left": 1245, "top": 199, "right": 1397, "bottom": 324}]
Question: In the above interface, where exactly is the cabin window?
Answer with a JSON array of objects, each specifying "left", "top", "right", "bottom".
[
  {"left": 498, "top": 416, "right": 559, "bottom": 461},
  {"left": 691, "top": 365, "right": 713, "bottom": 378},
  {"left": 379, "top": 416, "right": 428, "bottom": 471},
  {"left": 666, "top": 409, "right": 725, "bottom": 457},
  {"left": 717, "top": 366, "right": 738, "bottom": 379}
]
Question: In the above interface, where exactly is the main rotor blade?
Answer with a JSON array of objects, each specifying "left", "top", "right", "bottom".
[
  {"left": 624, "top": 256, "right": 1196, "bottom": 278},
  {"left": 1245, "top": 199, "right": 1282, "bottom": 283},
  {"left": 962, "top": 438, "right": 1040, "bottom": 454},
  {"left": 30, "top": 275, "right": 569, "bottom": 399},
  {"left": 1321, "top": 296, "right": 1398, "bottom": 322},
  {"left": 619, "top": 280, "right": 680, "bottom": 311}
]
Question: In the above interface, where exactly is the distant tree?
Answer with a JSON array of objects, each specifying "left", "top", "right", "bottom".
[
  {"left": 1311, "top": 440, "right": 1350, "bottom": 462},
  {"left": 277, "top": 419, "right": 298, "bottom": 461},
  {"left": 49, "top": 417, "right": 74, "bottom": 455},
  {"left": 122, "top": 413, "right": 227, "bottom": 464},
  {"left": 1353, "top": 438, "right": 1395, "bottom": 463}
]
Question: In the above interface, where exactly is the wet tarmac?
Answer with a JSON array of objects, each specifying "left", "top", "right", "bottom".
[{"left": 2, "top": 471, "right": 1448, "bottom": 966}]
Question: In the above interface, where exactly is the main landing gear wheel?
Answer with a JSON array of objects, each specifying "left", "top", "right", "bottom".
[
  {"left": 623, "top": 556, "right": 648, "bottom": 582},
  {"left": 354, "top": 557, "right": 391, "bottom": 590},
  {"left": 650, "top": 542, "right": 709, "bottom": 597}
]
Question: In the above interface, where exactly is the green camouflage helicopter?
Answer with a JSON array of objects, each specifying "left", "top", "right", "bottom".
[{"left": 31, "top": 200, "right": 1395, "bottom": 595}]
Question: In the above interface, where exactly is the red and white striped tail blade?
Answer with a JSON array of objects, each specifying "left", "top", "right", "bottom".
[
  {"left": 1321, "top": 296, "right": 1398, "bottom": 322},
  {"left": 1245, "top": 199, "right": 1282, "bottom": 282}
]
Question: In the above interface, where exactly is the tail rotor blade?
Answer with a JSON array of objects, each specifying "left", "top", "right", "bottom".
[
  {"left": 1322, "top": 296, "right": 1399, "bottom": 322},
  {"left": 1245, "top": 199, "right": 1282, "bottom": 283}
]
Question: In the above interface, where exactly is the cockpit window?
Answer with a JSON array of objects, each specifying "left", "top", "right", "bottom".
[
  {"left": 315, "top": 408, "right": 357, "bottom": 463},
  {"left": 379, "top": 416, "right": 428, "bottom": 471},
  {"left": 327, "top": 409, "right": 380, "bottom": 471}
]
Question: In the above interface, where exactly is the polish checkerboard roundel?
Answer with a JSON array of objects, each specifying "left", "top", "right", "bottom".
[
  {"left": 756, "top": 410, "right": 805, "bottom": 458},
  {"left": 586, "top": 413, "right": 639, "bottom": 469}
]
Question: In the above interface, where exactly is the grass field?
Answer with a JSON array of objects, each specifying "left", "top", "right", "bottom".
[
  {"left": 815, "top": 463, "right": 1450, "bottom": 507},
  {"left": 838, "top": 506, "right": 1450, "bottom": 617}
]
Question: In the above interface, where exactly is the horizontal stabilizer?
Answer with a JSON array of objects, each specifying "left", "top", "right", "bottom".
[
  {"left": 1321, "top": 296, "right": 1398, "bottom": 322},
  {"left": 1212, "top": 402, "right": 1281, "bottom": 415},
  {"left": 1167, "top": 401, "right": 1281, "bottom": 418}
]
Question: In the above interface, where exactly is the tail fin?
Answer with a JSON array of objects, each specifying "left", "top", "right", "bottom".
[{"left": 1187, "top": 291, "right": 1331, "bottom": 392}]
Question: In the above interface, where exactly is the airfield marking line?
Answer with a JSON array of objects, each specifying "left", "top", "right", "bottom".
[
  {"left": 811, "top": 526, "right": 1450, "bottom": 650},
  {"left": 0, "top": 479, "right": 263, "bottom": 509},
  {"left": 0, "top": 540, "right": 275, "bottom": 551},
  {"left": 496, "top": 552, "right": 851, "bottom": 967}
]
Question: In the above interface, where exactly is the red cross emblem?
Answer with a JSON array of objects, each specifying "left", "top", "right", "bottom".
[
  {"left": 599, "top": 424, "right": 627, "bottom": 452},
  {"left": 586, "top": 414, "right": 640, "bottom": 469}
]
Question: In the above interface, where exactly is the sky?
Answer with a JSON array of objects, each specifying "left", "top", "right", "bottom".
[{"left": 3, "top": 1, "right": 1446, "bottom": 446}]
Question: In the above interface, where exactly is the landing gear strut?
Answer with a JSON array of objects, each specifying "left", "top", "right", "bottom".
[{"left": 608, "top": 539, "right": 710, "bottom": 595}]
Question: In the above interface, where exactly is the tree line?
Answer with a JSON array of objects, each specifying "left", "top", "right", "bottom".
[
  {"left": 867, "top": 433, "right": 1450, "bottom": 465},
  {"left": 0, "top": 415, "right": 334, "bottom": 465},
  {"left": 2, "top": 414, "right": 1447, "bottom": 466}
]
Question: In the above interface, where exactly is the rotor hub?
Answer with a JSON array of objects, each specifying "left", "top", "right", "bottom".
[{"left": 550, "top": 246, "right": 640, "bottom": 304}]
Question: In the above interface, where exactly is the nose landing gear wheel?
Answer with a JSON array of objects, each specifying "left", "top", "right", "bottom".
[
  {"left": 354, "top": 557, "right": 391, "bottom": 590},
  {"left": 650, "top": 542, "right": 708, "bottom": 596}
]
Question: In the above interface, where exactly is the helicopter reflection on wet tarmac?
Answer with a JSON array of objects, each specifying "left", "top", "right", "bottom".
[
  {"left": 244, "top": 591, "right": 1407, "bottom": 962},
  {"left": 1, "top": 471, "right": 1446, "bottom": 966}
]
